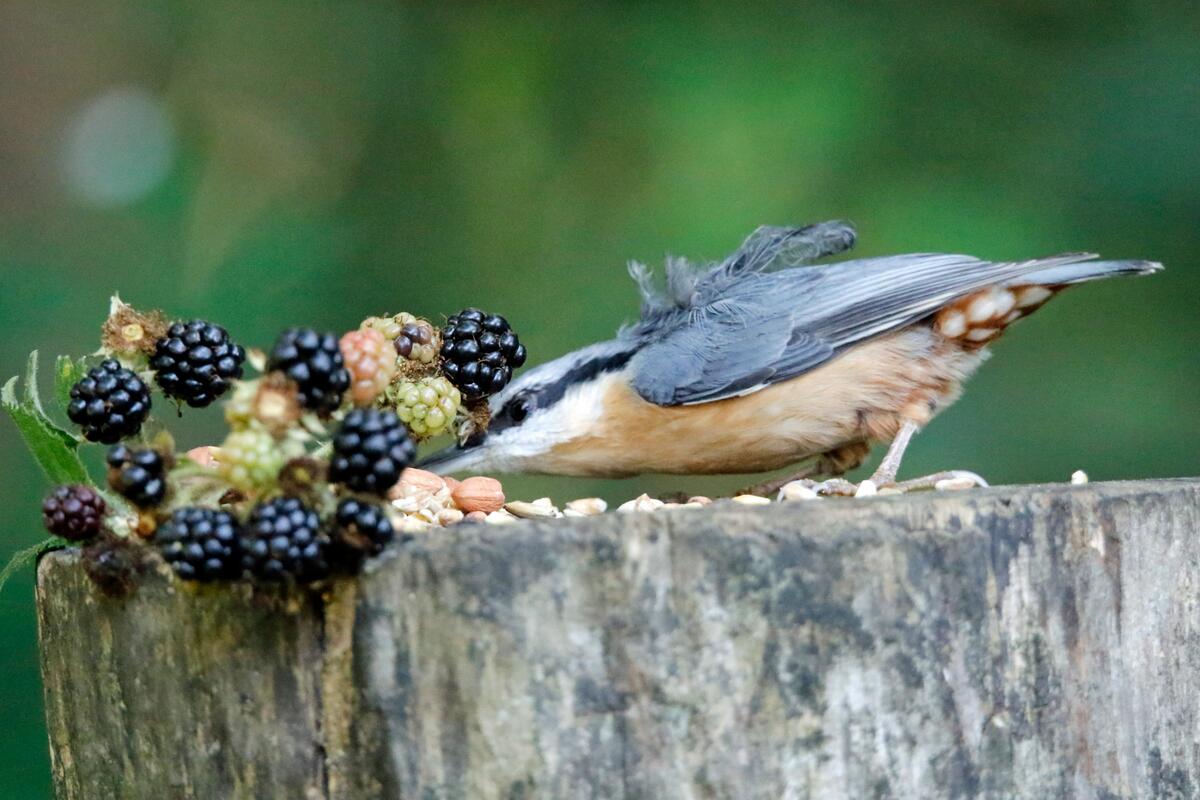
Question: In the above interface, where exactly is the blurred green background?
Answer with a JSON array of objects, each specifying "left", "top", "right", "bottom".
[{"left": 2, "top": 1, "right": 1197, "bottom": 795}]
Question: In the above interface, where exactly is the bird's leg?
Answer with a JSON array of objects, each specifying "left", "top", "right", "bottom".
[
  {"left": 861, "top": 419, "right": 987, "bottom": 493},
  {"left": 868, "top": 419, "right": 920, "bottom": 487},
  {"left": 797, "top": 421, "right": 987, "bottom": 497},
  {"left": 766, "top": 423, "right": 922, "bottom": 497}
]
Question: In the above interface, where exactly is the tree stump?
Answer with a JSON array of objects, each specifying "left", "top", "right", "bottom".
[{"left": 36, "top": 479, "right": 1200, "bottom": 799}]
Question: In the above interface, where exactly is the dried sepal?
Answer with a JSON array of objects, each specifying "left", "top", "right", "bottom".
[
  {"left": 455, "top": 399, "right": 491, "bottom": 445},
  {"left": 100, "top": 295, "right": 169, "bottom": 358},
  {"left": 224, "top": 374, "right": 302, "bottom": 436}
]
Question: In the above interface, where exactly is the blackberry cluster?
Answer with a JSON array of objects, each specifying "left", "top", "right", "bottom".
[
  {"left": 266, "top": 328, "right": 351, "bottom": 414},
  {"left": 328, "top": 408, "right": 416, "bottom": 495},
  {"left": 440, "top": 308, "right": 526, "bottom": 401},
  {"left": 151, "top": 320, "right": 246, "bottom": 408},
  {"left": 106, "top": 445, "right": 168, "bottom": 507},
  {"left": 42, "top": 485, "right": 106, "bottom": 541},
  {"left": 240, "top": 497, "right": 330, "bottom": 582},
  {"left": 67, "top": 359, "right": 152, "bottom": 443},
  {"left": 157, "top": 507, "right": 241, "bottom": 581},
  {"left": 331, "top": 498, "right": 395, "bottom": 570}
]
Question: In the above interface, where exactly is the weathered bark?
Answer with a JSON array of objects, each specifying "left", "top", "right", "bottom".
[{"left": 36, "top": 479, "right": 1200, "bottom": 799}]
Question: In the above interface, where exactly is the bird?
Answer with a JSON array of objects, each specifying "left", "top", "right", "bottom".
[{"left": 420, "top": 221, "right": 1161, "bottom": 495}]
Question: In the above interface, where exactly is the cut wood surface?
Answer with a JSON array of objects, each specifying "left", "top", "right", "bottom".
[{"left": 36, "top": 479, "right": 1200, "bottom": 799}]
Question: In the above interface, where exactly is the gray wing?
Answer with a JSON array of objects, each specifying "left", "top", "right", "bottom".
[{"left": 628, "top": 226, "right": 1109, "bottom": 406}]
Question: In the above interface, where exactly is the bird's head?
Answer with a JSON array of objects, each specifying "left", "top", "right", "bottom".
[{"left": 418, "top": 340, "right": 637, "bottom": 476}]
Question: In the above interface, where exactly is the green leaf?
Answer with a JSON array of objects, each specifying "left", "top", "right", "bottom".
[
  {"left": 24, "top": 351, "right": 49, "bottom": 416},
  {"left": 55, "top": 354, "right": 85, "bottom": 415},
  {"left": 2, "top": 352, "right": 90, "bottom": 486},
  {"left": 23, "top": 352, "right": 81, "bottom": 451},
  {"left": 0, "top": 537, "right": 65, "bottom": 595}
]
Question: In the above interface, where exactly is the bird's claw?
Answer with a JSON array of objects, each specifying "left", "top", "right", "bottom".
[{"left": 892, "top": 469, "right": 989, "bottom": 493}]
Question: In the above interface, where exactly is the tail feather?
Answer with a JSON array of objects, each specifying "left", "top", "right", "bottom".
[{"left": 1012, "top": 256, "right": 1163, "bottom": 287}]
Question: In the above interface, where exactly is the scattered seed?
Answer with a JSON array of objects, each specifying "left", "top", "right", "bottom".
[
  {"left": 396, "top": 468, "right": 446, "bottom": 496},
  {"left": 934, "top": 477, "right": 977, "bottom": 492},
  {"left": 397, "top": 516, "right": 431, "bottom": 533},
  {"left": 854, "top": 480, "right": 878, "bottom": 498},
  {"left": 777, "top": 481, "right": 819, "bottom": 502},
  {"left": 505, "top": 500, "right": 560, "bottom": 519},
  {"left": 618, "top": 494, "right": 664, "bottom": 513},
  {"left": 452, "top": 476, "right": 505, "bottom": 513},
  {"left": 565, "top": 497, "right": 607, "bottom": 516}
]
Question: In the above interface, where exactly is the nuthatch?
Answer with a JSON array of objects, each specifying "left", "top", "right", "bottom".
[{"left": 422, "top": 221, "right": 1160, "bottom": 493}]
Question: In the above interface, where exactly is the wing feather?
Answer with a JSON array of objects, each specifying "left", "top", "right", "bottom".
[{"left": 629, "top": 245, "right": 1117, "bottom": 406}]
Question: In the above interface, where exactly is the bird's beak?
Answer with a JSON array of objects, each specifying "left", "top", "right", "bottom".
[{"left": 417, "top": 429, "right": 489, "bottom": 475}]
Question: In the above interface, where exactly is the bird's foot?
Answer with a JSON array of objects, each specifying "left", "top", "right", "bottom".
[
  {"left": 889, "top": 469, "right": 989, "bottom": 493},
  {"left": 779, "top": 470, "right": 988, "bottom": 499}
]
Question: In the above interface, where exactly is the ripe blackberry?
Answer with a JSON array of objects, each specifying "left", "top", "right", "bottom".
[
  {"left": 106, "top": 444, "right": 168, "bottom": 507},
  {"left": 440, "top": 308, "right": 527, "bottom": 401},
  {"left": 389, "top": 376, "right": 460, "bottom": 438},
  {"left": 157, "top": 507, "right": 242, "bottom": 582},
  {"left": 339, "top": 328, "right": 398, "bottom": 406},
  {"left": 328, "top": 408, "right": 416, "bottom": 495},
  {"left": 240, "top": 497, "right": 331, "bottom": 582},
  {"left": 42, "top": 485, "right": 106, "bottom": 541},
  {"left": 150, "top": 319, "right": 245, "bottom": 408},
  {"left": 266, "top": 328, "right": 351, "bottom": 414},
  {"left": 67, "top": 359, "right": 151, "bottom": 443},
  {"left": 331, "top": 498, "right": 395, "bottom": 571}
]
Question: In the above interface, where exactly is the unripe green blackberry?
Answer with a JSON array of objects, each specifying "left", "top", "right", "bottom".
[
  {"left": 266, "top": 328, "right": 350, "bottom": 415},
  {"left": 150, "top": 319, "right": 246, "bottom": 408},
  {"left": 440, "top": 308, "right": 527, "bottom": 401},
  {"left": 106, "top": 444, "right": 168, "bottom": 508},
  {"left": 240, "top": 497, "right": 331, "bottom": 582},
  {"left": 67, "top": 359, "right": 152, "bottom": 443},
  {"left": 214, "top": 427, "right": 301, "bottom": 494},
  {"left": 42, "top": 485, "right": 106, "bottom": 541},
  {"left": 330, "top": 497, "right": 395, "bottom": 571},
  {"left": 389, "top": 376, "right": 461, "bottom": 438},
  {"left": 157, "top": 507, "right": 242, "bottom": 582},
  {"left": 339, "top": 328, "right": 398, "bottom": 406},
  {"left": 328, "top": 408, "right": 416, "bottom": 496},
  {"left": 363, "top": 313, "right": 439, "bottom": 366}
]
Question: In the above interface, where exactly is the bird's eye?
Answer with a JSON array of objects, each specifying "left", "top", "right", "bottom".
[{"left": 509, "top": 396, "right": 531, "bottom": 422}]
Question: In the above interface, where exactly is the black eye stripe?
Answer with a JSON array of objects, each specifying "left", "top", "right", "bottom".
[{"left": 490, "top": 347, "right": 636, "bottom": 433}]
